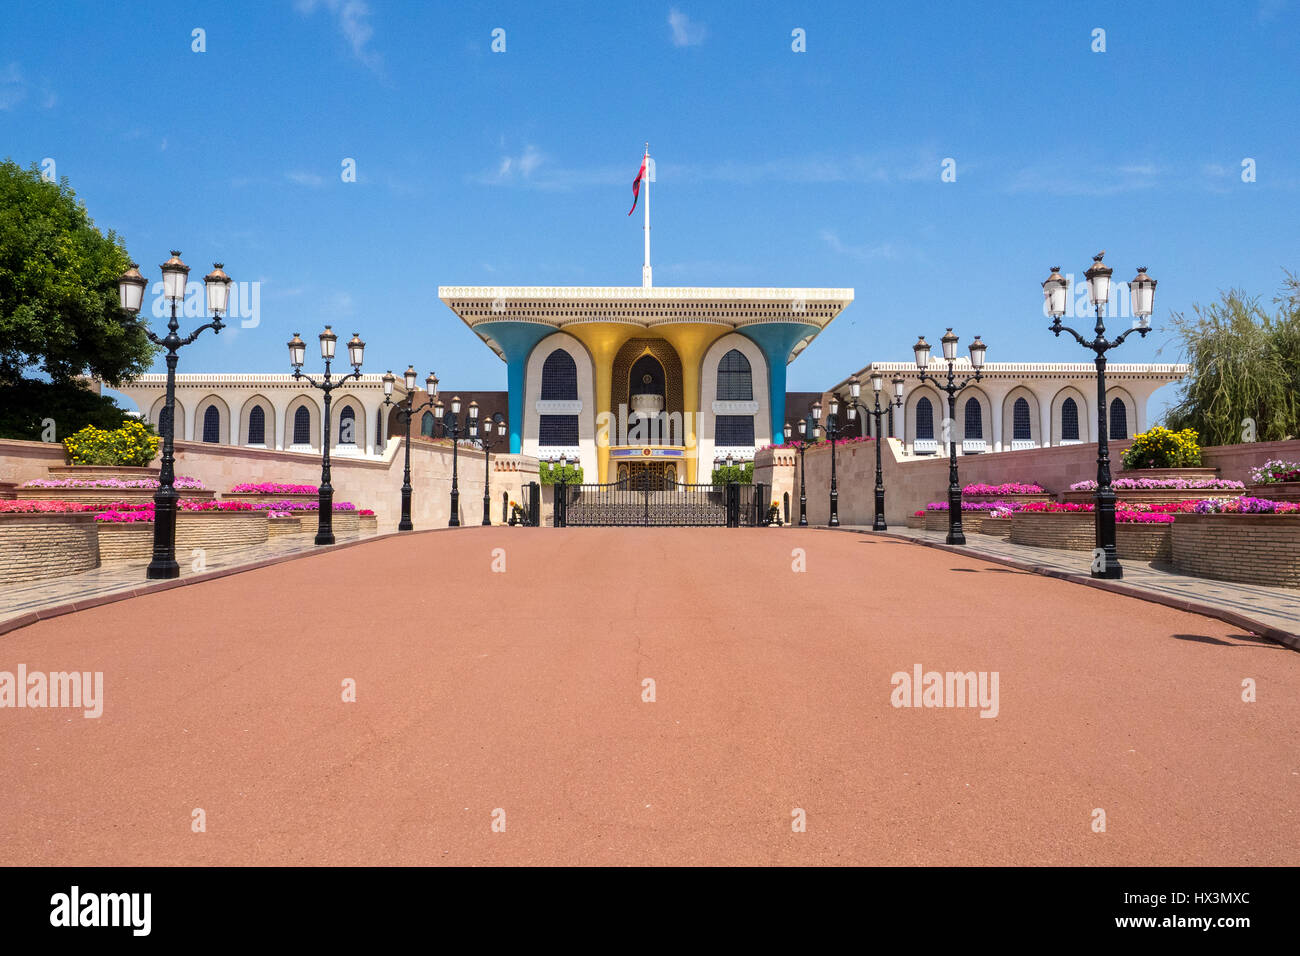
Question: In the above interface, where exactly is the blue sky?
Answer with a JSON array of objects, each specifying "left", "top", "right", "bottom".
[{"left": 3, "top": 0, "right": 1298, "bottom": 418}]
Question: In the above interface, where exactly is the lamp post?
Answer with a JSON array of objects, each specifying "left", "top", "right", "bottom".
[
  {"left": 118, "top": 253, "right": 229, "bottom": 579},
  {"left": 811, "top": 394, "right": 844, "bottom": 527},
  {"left": 476, "top": 413, "right": 509, "bottom": 525},
  {"left": 381, "top": 366, "right": 439, "bottom": 531},
  {"left": 1042, "top": 254, "right": 1155, "bottom": 579},
  {"left": 914, "top": 329, "right": 987, "bottom": 545},
  {"left": 844, "top": 372, "right": 905, "bottom": 531},
  {"left": 783, "top": 418, "right": 810, "bottom": 526},
  {"left": 552, "top": 452, "right": 571, "bottom": 528},
  {"left": 289, "top": 327, "right": 366, "bottom": 545},
  {"left": 430, "top": 395, "right": 475, "bottom": 527}
]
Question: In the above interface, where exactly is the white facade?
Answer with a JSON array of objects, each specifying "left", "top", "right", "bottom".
[
  {"left": 115, "top": 373, "right": 400, "bottom": 457},
  {"left": 820, "top": 361, "right": 1187, "bottom": 456}
]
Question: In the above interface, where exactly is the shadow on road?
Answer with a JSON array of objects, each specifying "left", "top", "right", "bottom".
[{"left": 1169, "top": 632, "right": 1281, "bottom": 648}]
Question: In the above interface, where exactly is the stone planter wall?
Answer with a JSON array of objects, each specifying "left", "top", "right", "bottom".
[
  {"left": 220, "top": 492, "right": 320, "bottom": 503},
  {"left": 1010, "top": 511, "right": 1095, "bottom": 550},
  {"left": 359, "top": 514, "right": 378, "bottom": 533},
  {"left": 0, "top": 481, "right": 16, "bottom": 500},
  {"left": 14, "top": 487, "right": 216, "bottom": 504},
  {"left": 1172, "top": 513, "right": 1300, "bottom": 588},
  {"left": 1115, "top": 522, "right": 1173, "bottom": 562},
  {"left": 979, "top": 516, "right": 1012, "bottom": 537},
  {"left": 96, "top": 511, "right": 270, "bottom": 563},
  {"left": 925, "top": 510, "right": 989, "bottom": 533},
  {"left": 0, "top": 513, "right": 100, "bottom": 584},
  {"left": 1116, "top": 466, "right": 1219, "bottom": 480},
  {"left": 905, "top": 514, "right": 926, "bottom": 529},
  {"left": 1246, "top": 482, "right": 1300, "bottom": 502},
  {"left": 267, "top": 515, "right": 302, "bottom": 537}
]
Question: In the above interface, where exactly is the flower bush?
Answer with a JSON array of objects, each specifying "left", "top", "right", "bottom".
[
  {"left": 1248, "top": 460, "right": 1300, "bottom": 484},
  {"left": 267, "top": 511, "right": 296, "bottom": 519},
  {"left": 94, "top": 510, "right": 155, "bottom": 523},
  {"left": 912, "top": 510, "right": 925, "bottom": 517},
  {"left": 1120, "top": 426, "right": 1202, "bottom": 469},
  {"left": 229, "top": 482, "right": 318, "bottom": 494},
  {"left": 925, "top": 500, "right": 1024, "bottom": 512},
  {"left": 243, "top": 500, "right": 357, "bottom": 512},
  {"left": 0, "top": 500, "right": 155, "bottom": 514},
  {"left": 62, "top": 420, "right": 160, "bottom": 467},
  {"left": 21, "top": 475, "right": 205, "bottom": 490},
  {"left": 963, "top": 482, "right": 1045, "bottom": 495},
  {"left": 1069, "top": 477, "right": 1244, "bottom": 491},
  {"left": 1017, "top": 501, "right": 1094, "bottom": 513},
  {"left": 359, "top": 509, "right": 375, "bottom": 516},
  {"left": 1191, "top": 496, "right": 1300, "bottom": 514}
]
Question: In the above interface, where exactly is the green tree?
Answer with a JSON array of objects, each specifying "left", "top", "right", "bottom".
[
  {"left": 0, "top": 159, "right": 156, "bottom": 398},
  {"left": 1163, "top": 273, "right": 1300, "bottom": 444}
]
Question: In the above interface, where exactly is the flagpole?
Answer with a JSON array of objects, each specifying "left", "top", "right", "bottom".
[{"left": 642, "top": 142, "right": 652, "bottom": 288}]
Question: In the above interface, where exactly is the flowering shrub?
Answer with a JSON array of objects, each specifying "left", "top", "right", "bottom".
[
  {"left": 1017, "top": 501, "right": 1094, "bottom": 513},
  {"left": 62, "top": 420, "right": 159, "bottom": 467},
  {"left": 912, "top": 510, "right": 925, "bottom": 517},
  {"left": 1115, "top": 510, "right": 1175, "bottom": 524},
  {"left": 1248, "top": 460, "right": 1300, "bottom": 484},
  {"left": 1191, "top": 496, "right": 1300, "bottom": 515},
  {"left": 1120, "top": 426, "right": 1202, "bottom": 469},
  {"left": 94, "top": 510, "right": 155, "bottom": 523},
  {"left": 243, "top": 500, "right": 357, "bottom": 512},
  {"left": 925, "top": 500, "right": 1024, "bottom": 512},
  {"left": 267, "top": 511, "right": 296, "bottom": 519},
  {"left": 963, "top": 482, "right": 1044, "bottom": 495},
  {"left": 0, "top": 500, "right": 155, "bottom": 514},
  {"left": 359, "top": 509, "right": 375, "bottom": 516},
  {"left": 229, "top": 482, "right": 319, "bottom": 494},
  {"left": 21, "top": 475, "right": 205, "bottom": 491},
  {"left": 1069, "top": 477, "right": 1244, "bottom": 491}
]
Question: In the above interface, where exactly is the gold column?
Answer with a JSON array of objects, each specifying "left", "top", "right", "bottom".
[
  {"left": 565, "top": 323, "right": 638, "bottom": 483},
  {"left": 653, "top": 324, "right": 728, "bottom": 483}
]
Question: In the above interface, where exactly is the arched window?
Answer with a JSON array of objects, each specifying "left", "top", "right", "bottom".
[
  {"left": 202, "top": 405, "right": 220, "bottom": 443},
  {"left": 1013, "top": 397, "right": 1031, "bottom": 441},
  {"left": 716, "top": 349, "right": 753, "bottom": 401},
  {"left": 247, "top": 406, "right": 266, "bottom": 445},
  {"left": 338, "top": 404, "right": 356, "bottom": 444},
  {"left": 915, "top": 397, "right": 934, "bottom": 440},
  {"left": 964, "top": 397, "right": 983, "bottom": 440},
  {"left": 1061, "top": 398, "right": 1080, "bottom": 441},
  {"left": 293, "top": 406, "right": 311, "bottom": 445},
  {"left": 421, "top": 411, "right": 435, "bottom": 437},
  {"left": 540, "top": 348, "right": 579, "bottom": 444},
  {"left": 1109, "top": 397, "right": 1128, "bottom": 440},
  {"left": 540, "top": 349, "right": 578, "bottom": 400}
]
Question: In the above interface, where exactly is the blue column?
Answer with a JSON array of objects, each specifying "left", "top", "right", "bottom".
[
  {"left": 473, "top": 321, "right": 557, "bottom": 453},
  {"left": 739, "top": 322, "right": 821, "bottom": 442}
]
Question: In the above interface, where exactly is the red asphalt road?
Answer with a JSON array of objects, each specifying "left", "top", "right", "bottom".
[{"left": 1, "top": 527, "right": 1297, "bottom": 866}]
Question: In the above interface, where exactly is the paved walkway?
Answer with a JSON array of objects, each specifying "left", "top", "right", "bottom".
[
  {"left": 0, "top": 529, "right": 387, "bottom": 635},
  {"left": 2, "top": 527, "right": 1297, "bottom": 866},
  {"left": 834, "top": 525, "right": 1300, "bottom": 650}
]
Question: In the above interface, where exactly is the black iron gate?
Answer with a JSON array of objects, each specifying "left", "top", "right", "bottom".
[{"left": 557, "top": 479, "right": 770, "bottom": 527}]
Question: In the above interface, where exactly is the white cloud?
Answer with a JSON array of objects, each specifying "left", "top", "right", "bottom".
[
  {"left": 668, "top": 8, "right": 707, "bottom": 47},
  {"left": 820, "top": 230, "right": 898, "bottom": 263},
  {"left": 0, "top": 62, "right": 56, "bottom": 111},
  {"left": 296, "top": 0, "right": 382, "bottom": 71},
  {"left": 286, "top": 170, "right": 326, "bottom": 187}
]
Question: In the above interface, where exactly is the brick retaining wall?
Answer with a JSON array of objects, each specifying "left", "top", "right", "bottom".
[
  {"left": 96, "top": 512, "right": 271, "bottom": 563},
  {"left": 14, "top": 488, "right": 216, "bottom": 504},
  {"left": 1172, "top": 514, "right": 1300, "bottom": 588},
  {"left": 979, "top": 516, "right": 1012, "bottom": 537},
  {"left": 924, "top": 510, "right": 989, "bottom": 533},
  {"left": 0, "top": 513, "right": 100, "bottom": 584},
  {"left": 1010, "top": 511, "right": 1095, "bottom": 550},
  {"left": 1115, "top": 523, "right": 1173, "bottom": 561}
]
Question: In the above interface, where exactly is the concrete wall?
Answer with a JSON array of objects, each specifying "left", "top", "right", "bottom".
[
  {"left": 0, "top": 438, "right": 539, "bottom": 533},
  {"left": 793, "top": 437, "right": 1300, "bottom": 527}
]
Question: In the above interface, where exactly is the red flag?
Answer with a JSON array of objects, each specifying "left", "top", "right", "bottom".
[{"left": 628, "top": 156, "right": 646, "bottom": 215}]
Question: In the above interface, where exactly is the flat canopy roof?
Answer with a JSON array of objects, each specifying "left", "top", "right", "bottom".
[{"left": 438, "top": 285, "right": 854, "bottom": 361}]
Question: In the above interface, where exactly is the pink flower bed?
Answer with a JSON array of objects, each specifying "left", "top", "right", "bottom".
[
  {"left": 1070, "top": 477, "right": 1244, "bottom": 492},
  {"left": 92, "top": 500, "right": 258, "bottom": 522},
  {"left": 229, "top": 482, "right": 318, "bottom": 494},
  {"left": 244, "top": 500, "right": 357, "bottom": 512},
  {"left": 963, "top": 482, "right": 1045, "bottom": 495},
  {"left": 21, "top": 475, "right": 205, "bottom": 490},
  {"left": 1, "top": 500, "right": 153, "bottom": 514}
]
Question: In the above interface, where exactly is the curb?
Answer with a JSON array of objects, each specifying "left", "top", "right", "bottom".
[
  {"left": 825, "top": 526, "right": 1300, "bottom": 652},
  {"left": 0, "top": 526, "right": 466, "bottom": 638}
]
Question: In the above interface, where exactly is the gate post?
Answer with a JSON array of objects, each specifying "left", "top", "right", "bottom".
[
  {"left": 784, "top": 491, "right": 790, "bottom": 525},
  {"left": 502, "top": 491, "right": 509, "bottom": 524},
  {"left": 526, "top": 481, "right": 540, "bottom": 527},
  {"left": 726, "top": 481, "right": 738, "bottom": 527}
]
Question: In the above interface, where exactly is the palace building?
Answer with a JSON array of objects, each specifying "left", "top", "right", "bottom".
[{"left": 436, "top": 285, "right": 852, "bottom": 483}]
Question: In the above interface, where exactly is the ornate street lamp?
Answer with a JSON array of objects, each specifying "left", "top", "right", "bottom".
[
  {"left": 1043, "top": 254, "right": 1156, "bottom": 578},
  {"left": 476, "top": 412, "right": 509, "bottom": 525},
  {"left": 915, "top": 329, "right": 987, "bottom": 545},
  {"left": 428, "top": 394, "right": 475, "bottom": 526},
  {"left": 845, "top": 372, "right": 906, "bottom": 530},
  {"left": 290, "top": 326, "right": 365, "bottom": 545},
  {"left": 382, "top": 366, "right": 438, "bottom": 531},
  {"left": 782, "top": 418, "right": 810, "bottom": 526},
  {"left": 118, "top": 253, "right": 229, "bottom": 579},
  {"left": 552, "top": 452, "right": 571, "bottom": 528},
  {"left": 811, "top": 394, "right": 845, "bottom": 527}
]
